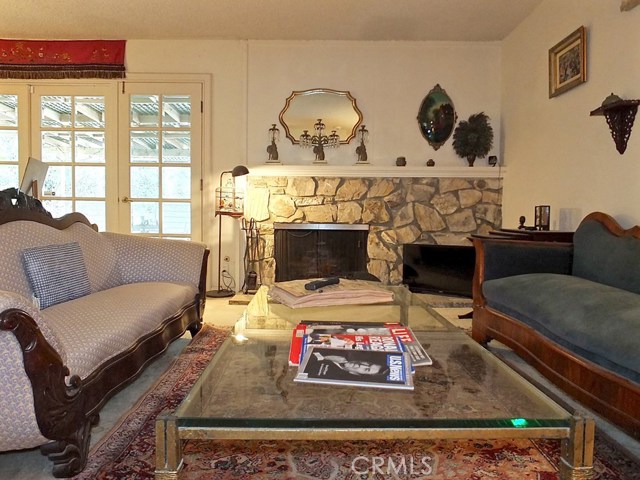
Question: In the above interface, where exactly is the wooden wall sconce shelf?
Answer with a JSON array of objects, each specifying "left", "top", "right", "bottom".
[{"left": 590, "top": 96, "right": 640, "bottom": 154}]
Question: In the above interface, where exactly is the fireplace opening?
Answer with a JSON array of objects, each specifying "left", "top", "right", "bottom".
[{"left": 274, "top": 223, "right": 370, "bottom": 282}]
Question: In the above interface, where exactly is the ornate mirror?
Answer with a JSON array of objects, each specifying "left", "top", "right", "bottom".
[
  {"left": 279, "top": 89, "right": 363, "bottom": 144},
  {"left": 417, "top": 84, "right": 457, "bottom": 151}
]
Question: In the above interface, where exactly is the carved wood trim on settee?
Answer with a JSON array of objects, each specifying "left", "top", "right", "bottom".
[
  {"left": 0, "top": 197, "right": 209, "bottom": 477},
  {"left": 1, "top": 301, "right": 203, "bottom": 477},
  {"left": 471, "top": 212, "right": 640, "bottom": 440}
]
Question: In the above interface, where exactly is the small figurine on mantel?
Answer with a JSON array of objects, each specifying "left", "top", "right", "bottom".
[
  {"left": 313, "top": 145, "right": 325, "bottom": 163},
  {"left": 355, "top": 124, "right": 369, "bottom": 165},
  {"left": 518, "top": 216, "right": 527, "bottom": 229},
  {"left": 518, "top": 215, "right": 537, "bottom": 231},
  {"left": 267, "top": 142, "right": 278, "bottom": 162},
  {"left": 356, "top": 144, "right": 368, "bottom": 164}
]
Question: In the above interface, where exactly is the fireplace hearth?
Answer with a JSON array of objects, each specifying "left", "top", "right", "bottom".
[{"left": 274, "top": 223, "right": 369, "bottom": 281}]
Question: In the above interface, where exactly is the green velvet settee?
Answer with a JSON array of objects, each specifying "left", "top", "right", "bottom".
[{"left": 472, "top": 212, "right": 640, "bottom": 439}]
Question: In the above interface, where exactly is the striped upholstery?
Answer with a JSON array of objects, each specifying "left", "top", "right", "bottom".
[{"left": 22, "top": 242, "right": 91, "bottom": 309}]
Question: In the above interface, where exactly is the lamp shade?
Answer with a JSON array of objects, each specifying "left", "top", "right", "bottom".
[{"left": 231, "top": 165, "right": 249, "bottom": 177}]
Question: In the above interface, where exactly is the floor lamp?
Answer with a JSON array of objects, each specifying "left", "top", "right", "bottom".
[{"left": 206, "top": 165, "right": 249, "bottom": 298}]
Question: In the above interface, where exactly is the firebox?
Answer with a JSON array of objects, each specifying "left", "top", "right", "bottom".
[
  {"left": 402, "top": 243, "right": 475, "bottom": 298},
  {"left": 274, "top": 223, "right": 369, "bottom": 282}
]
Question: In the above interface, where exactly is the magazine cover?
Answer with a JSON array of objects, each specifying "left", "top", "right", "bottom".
[
  {"left": 287, "top": 322, "right": 404, "bottom": 366},
  {"left": 384, "top": 323, "right": 433, "bottom": 367},
  {"left": 294, "top": 346, "right": 414, "bottom": 390},
  {"left": 288, "top": 321, "right": 432, "bottom": 367}
]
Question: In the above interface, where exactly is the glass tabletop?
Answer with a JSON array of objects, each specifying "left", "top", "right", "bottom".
[
  {"left": 234, "top": 284, "right": 458, "bottom": 334},
  {"left": 176, "top": 286, "right": 571, "bottom": 431}
]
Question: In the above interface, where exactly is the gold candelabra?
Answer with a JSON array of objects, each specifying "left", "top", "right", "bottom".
[{"left": 299, "top": 118, "right": 339, "bottom": 164}]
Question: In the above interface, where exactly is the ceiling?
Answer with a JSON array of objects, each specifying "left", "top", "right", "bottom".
[{"left": 3, "top": 0, "right": 543, "bottom": 42}]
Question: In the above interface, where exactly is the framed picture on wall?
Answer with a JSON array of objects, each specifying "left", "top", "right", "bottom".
[{"left": 548, "top": 26, "right": 587, "bottom": 98}]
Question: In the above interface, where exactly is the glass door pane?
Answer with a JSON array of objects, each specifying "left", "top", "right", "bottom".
[
  {"left": 119, "top": 83, "right": 202, "bottom": 240},
  {"left": 31, "top": 85, "right": 116, "bottom": 231},
  {"left": 0, "top": 87, "right": 29, "bottom": 191}
]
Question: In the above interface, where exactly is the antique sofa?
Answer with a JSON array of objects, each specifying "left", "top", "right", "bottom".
[
  {"left": 0, "top": 190, "right": 208, "bottom": 477},
  {"left": 472, "top": 212, "right": 640, "bottom": 439}
]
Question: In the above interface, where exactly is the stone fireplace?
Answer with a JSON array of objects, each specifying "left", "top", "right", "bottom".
[{"left": 244, "top": 173, "right": 502, "bottom": 285}]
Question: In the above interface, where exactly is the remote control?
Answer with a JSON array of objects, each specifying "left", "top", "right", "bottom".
[{"left": 304, "top": 277, "right": 340, "bottom": 291}]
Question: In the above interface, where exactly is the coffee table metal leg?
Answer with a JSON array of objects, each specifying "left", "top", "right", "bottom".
[
  {"left": 155, "top": 414, "right": 183, "bottom": 480},
  {"left": 559, "top": 416, "right": 595, "bottom": 480}
]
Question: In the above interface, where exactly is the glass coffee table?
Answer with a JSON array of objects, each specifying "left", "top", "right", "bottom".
[{"left": 155, "top": 286, "right": 594, "bottom": 479}]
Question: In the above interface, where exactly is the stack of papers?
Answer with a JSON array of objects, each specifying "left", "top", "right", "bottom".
[{"left": 268, "top": 278, "right": 394, "bottom": 309}]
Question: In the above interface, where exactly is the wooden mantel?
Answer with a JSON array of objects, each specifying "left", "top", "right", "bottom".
[{"left": 248, "top": 164, "right": 506, "bottom": 179}]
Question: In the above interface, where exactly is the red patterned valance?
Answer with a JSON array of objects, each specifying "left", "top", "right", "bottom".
[{"left": 0, "top": 39, "right": 126, "bottom": 79}]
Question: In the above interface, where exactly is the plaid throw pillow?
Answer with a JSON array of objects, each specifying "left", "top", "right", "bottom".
[{"left": 22, "top": 242, "right": 91, "bottom": 309}]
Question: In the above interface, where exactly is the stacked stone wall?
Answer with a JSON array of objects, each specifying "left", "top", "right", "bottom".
[{"left": 245, "top": 176, "right": 502, "bottom": 285}]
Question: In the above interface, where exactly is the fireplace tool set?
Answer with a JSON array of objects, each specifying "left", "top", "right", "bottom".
[{"left": 241, "top": 217, "right": 262, "bottom": 294}]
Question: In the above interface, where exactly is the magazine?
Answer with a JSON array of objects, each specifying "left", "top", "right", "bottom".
[
  {"left": 384, "top": 323, "right": 433, "bottom": 367},
  {"left": 268, "top": 278, "right": 394, "bottom": 309},
  {"left": 288, "top": 322, "right": 404, "bottom": 366},
  {"left": 288, "top": 321, "right": 432, "bottom": 367},
  {"left": 294, "top": 346, "right": 414, "bottom": 390}
]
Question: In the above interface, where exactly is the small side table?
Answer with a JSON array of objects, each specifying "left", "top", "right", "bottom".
[{"left": 490, "top": 229, "right": 574, "bottom": 243}]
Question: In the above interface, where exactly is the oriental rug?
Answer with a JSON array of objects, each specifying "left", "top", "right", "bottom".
[{"left": 76, "top": 324, "right": 639, "bottom": 480}]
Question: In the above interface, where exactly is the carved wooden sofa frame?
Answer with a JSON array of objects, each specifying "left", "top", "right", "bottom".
[
  {"left": 0, "top": 195, "right": 208, "bottom": 477},
  {"left": 471, "top": 212, "right": 640, "bottom": 440}
]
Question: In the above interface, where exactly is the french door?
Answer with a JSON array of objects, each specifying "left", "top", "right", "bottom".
[
  {"left": 0, "top": 80, "right": 203, "bottom": 241},
  {"left": 118, "top": 82, "right": 203, "bottom": 240}
]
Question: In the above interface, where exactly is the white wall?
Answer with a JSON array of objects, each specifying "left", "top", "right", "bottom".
[
  {"left": 124, "top": 39, "right": 505, "bottom": 289},
  {"left": 247, "top": 41, "right": 502, "bottom": 168},
  {"left": 502, "top": 0, "right": 640, "bottom": 229}
]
